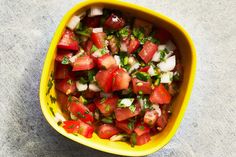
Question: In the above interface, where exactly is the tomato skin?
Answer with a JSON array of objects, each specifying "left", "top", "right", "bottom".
[
  {"left": 55, "top": 78, "right": 76, "bottom": 95},
  {"left": 97, "top": 53, "right": 117, "bottom": 69},
  {"left": 134, "top": 123, "right": 150, "bottom": 136},
  {"left": 136, "top": 133, "right": 151, "bottom": 145},
  {"left": 156, "top": 110, "right": 168, "bottom": 131},
  {"left": 91, "top": 32, "right": 107, "bottom": 49},
  {"left": 55, "top": 50, "right": 73, "bottom": 62},
  {"left": 127, "top": 38, "right": 140, "bottom": 54},
  {"left": 144, "top": 110, "right": 158, "bottom": 126},
  {"left": 84, "top": 40, "right": 93, "bottom": 55},
  {"left": 139, "top": 66, "right": 150, "bottom": 72},
  {"left": 112, "top": 68, "right": 131, "bottom": 91},
  {"left": 104, "top": 13, "right": 125, "bottom": 30},
  {"left": 149, "top": 84, "right": 172, "bottom": 104},
  {"left": 55, "top": 64, "right": 70, "bottom": 79},
  {"left": 115, "top": 120, "right": 133, "bottom": 134},
  {"left": 154, "top": 28, "right": 171, "bottom": 44},
  {"left": 56, "top": 91, "right": 69, "bottom": 112},
  {"left": 63, "top": 120, "right": 94, "bottom": 138},
  {"left": 114, "top": 103, "right": 141, "bottom": 121},
  {"left": 95, "top": 96, "right": 118, "bottom": 116},
  {"left": 84, "top": 16, "right": 101, "bottom": 28},
  {"left": 139, "top": 41, "right": 158, "bottom": 63},
  {"left": 68, "top": 96, "right": 94, "bottom": 123},
  {"left": 57, "top": 29, "right": 79, "bottom": 51},
  {"left": 86, "top": 103, "right": 96, "bottom": 113},
  {"left": 63, "top": 120, "right": 80, "bottom": 133},
  {"left": 95, "top": 67, "right": 118, "bottom": 93},
  {"left": 132, "top": 78, "right": 152, "bottom": 94},
  {"left": 72, "top": 55, "right": 95, "bottom": 71},
  {"left": 97, "top": 124, "right": 119, "bottom": 139}
]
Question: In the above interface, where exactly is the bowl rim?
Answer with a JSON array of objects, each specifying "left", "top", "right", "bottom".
[{"left": 39, "top": 0, "right": 197, "bottom": 156}]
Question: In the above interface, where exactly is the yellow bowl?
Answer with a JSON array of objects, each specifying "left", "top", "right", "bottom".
[{"left": 39, "top": 0, "right": 196, "bottom": 156}]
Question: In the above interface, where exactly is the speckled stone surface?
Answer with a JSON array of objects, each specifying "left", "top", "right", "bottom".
[{"left": 0, "top": 0, "right": 236, "bottom": 156}]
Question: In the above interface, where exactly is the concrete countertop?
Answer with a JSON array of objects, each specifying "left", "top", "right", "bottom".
[{"left": 0, "top": 0, "right": 235, "bottom": 156}]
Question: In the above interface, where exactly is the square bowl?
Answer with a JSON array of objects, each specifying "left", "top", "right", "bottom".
[{"left": 39, "top": 0, "right": 196, "bottom": 156}]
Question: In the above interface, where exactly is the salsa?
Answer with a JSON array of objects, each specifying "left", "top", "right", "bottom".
[{"left": 54, "top": 7, "right": 183, "bottom": 146}]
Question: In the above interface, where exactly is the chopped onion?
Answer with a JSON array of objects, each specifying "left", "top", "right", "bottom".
[
  {"left": 89, "top": 83, "right": 101, "bottom": 92},
  {"left": 158, "top": 45, "right": 166, "bottom": 51},
  {"left": 67, "top": 16, "right": 80, "bottom": 30},
  {"left": 114, "top": 55, "right": 121, "bottom": 66},
  {"left": 88, "top": 6, "right": 103, "bottom": 17},
  {"left": 161, "top": 72, "right": 173, "bottom": 83},
  {"left": 119, "top": 98, "right": 134, "bottom": 107},
  {"left": 92, "top": 27, "right": 103, "bottom": 33},
  {"left": 166, "top": 40, "right": 176, "bottom": 51},
  {"left": 128, "top": 57, "right": 136, "bottom": 65},
  {"left": 55, "top": 113, "right": 66, "bottom": 122},
  {"left": 110, "top": 134, "right": 128, "bottom": 142},
  {"left": 148, "top": 65, "right": 156, "bottom": 76},
  {"left": 157, "top": 55, "right": 176, "bottom": 72},
  {"left": 120, "top": 42, "right": 128, "bottom": 52},
  {"left": 76, "top": 81, "right": 88, "bottom": 91},
  {"left": 128, "top": 62, "right": 140, "bottom": 73},
  {"left": 152, "top": 104, "right": 161, "bottom": 117},
  {"left": 151, "top": 51, "right": 161, "bottom": 62}
]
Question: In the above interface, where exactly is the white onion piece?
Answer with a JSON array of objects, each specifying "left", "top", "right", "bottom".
[
  {"left": 110, "top": 134, "right": 127, "bottom": 142},
  {"left": 128, "top": 57, "right": 136, "bottom": 65},
  {"left": 148, "top": 65, "right": 156, "bottom": 76},
  {"left": 158, "top": 45, "right": 166, "bottom": 51},
  {"left": 114, "top": 55, "right": 121, "bottom": 66},
  {"left": 120, "top": 42, "right": 128, "bottom": 52},
  {"left": 166, "top": 40, "right": 176, "bottom": 51},
  {"left": 92, "top": 49, "right": 104, "bottom": 58},
  {"left": 100, "top": 92, "right": 113, "bottom": 98},
  {"left": 157, "top": 55, "right": 176, "bottom": 72},
  {"left": 151, "top": 51, "right": 161, "bottom": 62},
  {"left": 69, "top": 55, "right": 78, "bottom": 63},
  {"left": 88, "top": 6, "right": 103, "bottom": 17},
  {"left": 128, "top": 62, "right": 140, "bottom": 73},
  {"left": 76, "top": 81, "right": 88, "bottom": 91},
  {"left": 55, "top": 113, "right": 66, "bottom": 122},
  {"left": 70, "top": 113, "right": 78, "bottom": 120},
  {"left": 89, "top": 83, "right": 101, "bottom": 92},
  {"left": 152, "top": 104, "right": 162, "bottom": 117},
  {"left": 165, "top": 50, "right": 174, "bottom": 59},
  {"left": 67, "top": 16, "right": 80, "bottom": 30},
  {"left": 161, "top": 72, "right": 173, "bottom": 83},
  {"left": 92, "top": 27, "right": 103, "bottom": 33}
]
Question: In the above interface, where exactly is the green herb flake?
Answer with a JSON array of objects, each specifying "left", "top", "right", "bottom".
[
  {"left": 159, "top": 48, "right": 169, "bottom": 61},
  {"left": 67, "top": 79, "right": 73, "bottom": 85},
  {"left": 127, "top": 118, "right": 136, "bottom": 130},
  {"left": 79, "top": 77, "right": 88, "bottom": 84},
  {"left": 135, "top": 72, "right": 150, "bottom": 81},
  {"left": 130, "top": 133, "right": 137, "bottom": 147},
  {"left": 85, "top": 110, "right": 90, "bottom": 114},
  {"left": 138, "top": 91, "right": 143, "bottom": 95},
  {"left": 101, "top": 97, "right": 107, "bottom": 103},
  {"left": 50, "top": 95, "right": 57, "bottom": 104},
  {"left": 117, "top": 26, "right": 129, "bottom": 39},
  {"left": 139, "top": 125, "right": 145, "bottom": 130},
  {"left": 129, "top": 104, "right": 136, "bottom": 113},
  {"left": 101, "top": 49, "right": 107, "bottom": 55},
  {"left": 77, "top": 111, "right": 85, "bottom": 118},
  {"left": 105, "top": 105, "right": 111, "bottom": 112},
  {"left": 61, "top": 56, "right": 70, "bottom": 65},
  {"left": 154, "top": 78, "right": 161, "bottom": 86},
  {"left": 91, "top": 45, "right": 98, "bottom": 53},
  {"left": 101, "top": 117, "right": 113, "bottom": 124},
  {"left": 123, "top": 56, "right": 129, "bottom": 65},
  {"left": 46, "top": 72, "right": 54, "bottom": 96},
  {"left": 88, "top": 70, "right": 96, "bottom": 82},
  {"left": 68, "top": 95, "right": 72, "bottom": 102},
  {"left": 49, "top": 107, "right": 55, "bottom": 116},
  {"left": 79, "top": 96, "right": 88, "bottom": 105}
]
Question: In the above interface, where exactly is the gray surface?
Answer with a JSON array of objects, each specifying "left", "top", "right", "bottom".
[{"left": 0, "top": 0, "right": 236, "bottom": 156}]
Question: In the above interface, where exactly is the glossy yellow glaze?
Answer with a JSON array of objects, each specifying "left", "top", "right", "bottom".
[{"left": 39, "top": 0, "right": 196, "bottom": 156}]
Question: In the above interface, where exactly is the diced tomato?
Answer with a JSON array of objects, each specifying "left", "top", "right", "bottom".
[
  {"left": 127, "top": 38, "right": 140, "bottom": 54},
  {"left": 149, "top": 84, "right": 172, "bottom": 104},
  {"left": 115, "top": 103, "right": 141, "bottom": 121},
  {"left": 72, "top": 55, "right": 95, "bottom": 71},
  {"left": 112, "top": 68, "right": 131, "bottom": 91},
  {"left": 68, "top": 96, "right": 94, "bottom": 123},
  {"left": 91, "top": 32, "right": 107, "bottom": 49},
  {"left": 144, "top": 110, "right": 158, "bottom": 126},
  {"left": 55, "top": 64, "right": 70, "bottom": 79},
  {"left": 56, "top": 91, "right": 69, "bottom": 112},
  {"left": 132, "top": 78, "right": 152, "bottom": 94},
  {"left": 138, "top": 41, "right": 158, "bottom": 63},
  {"left": 95, "top": 96, "right": 118, "bottom": 116},
  {"left": 136, "top": 133, "right": 151, "bottom": 145},
  {"left": 134, "top": 123, "right": 150, "bottom": 136},
  {"left": 57, "top": 29, "right": 79, "bottom": 51},
  {"left": 156, "top": 110, "right": 168, "bottom": 131},
  {"left": 115, "top": 120, "right": 133, "bottom": 134},
  {"left": 104, "top": 13, "right": 125, "bottom": 30},
  {"left": 87, "top": 103, "right": 96, "bottom": 113},
  {"left": 108, "top": 35, "right": 119, "bottom": 54},
  {"left": 154, "top": 28, "right": 171, "bottom": 44},
  {"left": 77, "top": 119, "right": 94, "bottom": 138},
  {"left": 55, "top": 50, "right": 73, "bottom": 62},
  {"left": 55, "top": 78, "right": 76, "bottom": 95},
  {"left": 84, "top": 40, "right": 93, "bottom": 55},
  {"left": 63, "top": 120, "right": 80, "bottom": 133},
  {"left": 97, "top": 53, "right": 117, "bottom": 69},
  {"left": 84, "top": 16, "right": 101, "bottom": 28},
  {"left": 95, "top": 67, "right": 118, "bottom": 93},
  {"left": 63, "top": 120, "right": 94, "bottom": 138},
  {"left": 139, "top": 66, "right": 150, "bottom": 72},
  {"left": 97, "top": 124, "right": 119, "bottom": 139}
]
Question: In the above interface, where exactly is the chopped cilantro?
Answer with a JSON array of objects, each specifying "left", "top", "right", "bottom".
[
  {"left": 135, "top": 72, "right": 150, "bottom": 81},
  {"left": 68, "top": 95, "right": 72, "bottom": 102},
  {"left": 129, "top": 104, "right": 136, "bottom": 113},
  {"left": 130, "top": 133, "right": 137, "bottom": 147},
  {"left": 91, "top": 45, "right": 98, "bottom": 53},
  {"left": 101, "top": 117, "right": 113, "bottom": 124},
  {"left": 159, "top": 49, "right": 169, "bottom": 61},
  {"left": 101, "top": 97, "right": 107, "bottom": 103},
  {"left": 61, "top": 56, "right": 70, "bottom": 65},
  {"left": 88, "top": 70, "right": 96, "bottom": 82},
  {"left": 173, "top": 72, "right": 180, "bottom": 81},
  {"left": 46, "top": 72, "right": 54, "bottom": 96},
  {"left": 127, "top": 118, "right": 136, "bottom": 130},
  {"left": 85, "top": 110, "right": 90, "bottom": 114},
  {"left": 154, "top": 78, "right": 161, "bottom": 86},
  {"left": 77, "top": 111, "right": 85, "bottom": 118},
  {"left": 79, "top": 96, "right": 88, "bottom": 104},
  {"left": 138, "top": 91, "right": 143, "bottom": 95},
  {"left": 101, "top": 49, "right": 107, "bottom": 55},
  {"left": 67, "top": 79, "right": 73, "bottom": 85},
  {"left": 105, "top": 105, "right": 111, "bottom": 112},
  {"left": 75, "top": 23, "right": 92, "bottom": 37},
  {"left": 139, "top": 125, "right": 145, "bottom": 130},
  {"left": 117, "top": 26, "right": 129, "bottom": 39},
  {"left": 79, "top": 77, "right": 88, "bottom": 84}
]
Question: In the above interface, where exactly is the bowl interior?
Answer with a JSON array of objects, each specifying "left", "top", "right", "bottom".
[{"left": 39, "top": 0, "right": 196, "bottom": 156}]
